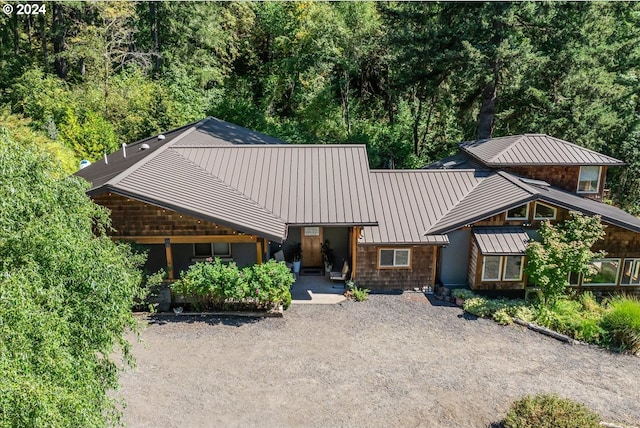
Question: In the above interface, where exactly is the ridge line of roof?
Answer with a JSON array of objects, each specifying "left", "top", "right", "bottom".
[
  {"left": 173, "top": 144, "right": 369, "bottom": 149},
  {"left": 104, "top": 119, "right": 206, "bottom": 187},
  {"left": 369, "top": 169, "right": 483, "bottom": 174},
  {"left": 487, "top": 134, "right": 526, "bottom": 163},
  {"left": 495, "top": 171, "right": 540, "bottom": 196}
]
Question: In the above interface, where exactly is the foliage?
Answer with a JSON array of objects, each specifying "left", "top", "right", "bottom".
[
  {"left": 601, "top": 296, "right": 640, "bottom": 355},
  {"left": 525, "top": 212, "right": 606, "bottom": 305},
  {"left": 320, "top": 240, "right": 334, "bottom": 268},
  {"left": 348, "top": 286, "right": 370, "bottom": 302},
  {"left": 171, "top": 259, "right": 294, "bottom": 311},
  {"left": 451, "top": 288, "right": 475, "bottom": 300},
  {"left": 463, "top": 296, "right": 528, "bottom": 322},
  {"left": 290, "top": 242, "right": 302, "bottom": 262},
  {"left": 0, "top": 132, "right": 145, "bottom": 427},
  {"left": 504, "top": 394, "right": 600, "bottom": 428}
]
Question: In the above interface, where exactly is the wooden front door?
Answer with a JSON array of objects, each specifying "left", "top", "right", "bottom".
[{"left": 301, "top": 226, "right": 323, "bottom": 267}]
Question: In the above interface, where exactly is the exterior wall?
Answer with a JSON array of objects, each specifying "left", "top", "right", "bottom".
[
  {"left": 92, "top": 193, "right": 237, "bottom": 236},
  {"left": 356, "top": 245, "right": 436, "bottom": 290},
  {"left": 501, "top": 165, "right": 607, "bottom": 200},
  {"left": 440, "top": 229, "right": 471, "bottom": 285},
  {"left": 140, "top": 244, "right": 167, "bottom": 275},
  {"left": 231, "top": 243, "right": 259, "bottom": 267}
]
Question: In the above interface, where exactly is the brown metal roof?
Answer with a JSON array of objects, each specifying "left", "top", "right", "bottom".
[
  {"left": 176, "top": 145, "right": 377, "bottom": 226},
  {"left": 473, "top": 227, "right": 530, "bottom": 255},
  {"left": 75, "top": 117, "right": 288, "bottom": 191},
  {"left": 459, "top": 134, "right": 624, "bottom": 166},
  {"left": 425, "top": 173, "right": 536, "bottom": 235},
  {"left": 361, "top": 170, "right": 487, "bottom": 245}
]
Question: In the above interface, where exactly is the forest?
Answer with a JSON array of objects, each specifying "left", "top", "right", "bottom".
[{"left": 1, "top": 1, "right": 640, "bottom": 213}]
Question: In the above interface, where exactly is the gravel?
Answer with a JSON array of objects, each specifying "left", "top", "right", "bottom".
[{"left": 119, "top": 293, "right": 640, "bottom": 427}]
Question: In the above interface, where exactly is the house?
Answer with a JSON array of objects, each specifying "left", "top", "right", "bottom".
[{"left": 76, "top": 120, "right": 640, "bottom": 296}]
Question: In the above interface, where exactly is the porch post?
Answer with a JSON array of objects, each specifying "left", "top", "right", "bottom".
[
  {"left": 164, "top": 238, "right": 174, "bottom": 280},
  {"left": 256, "top": 239, "right": 263, "bottom": 265},
  {"left": 351, "top": 226, "right": 359, "bottom": 280},
  {"left": 431, "top": 246, "right": 438, "bottom": 286}
]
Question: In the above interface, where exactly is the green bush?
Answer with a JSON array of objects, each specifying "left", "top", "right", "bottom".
[
  {"left": 534, "top": 298, "right": 606, "bottom": 344},
  {"left": 601, "top": 296, "right": 640, "bottom": 355},
  {"left": 463, "top": 296, "right": 530, "bottom": 320},
  {"left": 349, "top": 286, "right": 370, "bottom": 302},
  {"left": 171, "top": 259, "right": 293, "bottom": 310},
  {"left": 451, "top": 288, "right": 475, "bottom": 299},
  {"left": 504, "top": 394, "right": 600, "bottom": 428}
]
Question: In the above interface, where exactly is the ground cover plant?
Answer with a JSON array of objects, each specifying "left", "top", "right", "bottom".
[
  {"left": 503, "top": 394, "right": 601, "bottom": 428},
  {"left": 171, "top": 258, "right": 294, "bottom": 311},
  {"left": 461, "top": 291, "right": 640, "bottom": 355},
  {"left": 0, "top": 131, "right": 146, "bottom": 426}
]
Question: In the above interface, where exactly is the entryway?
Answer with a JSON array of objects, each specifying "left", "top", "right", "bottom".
[{"left": 301, "top": 226, "right": 323, "bottom": 268}]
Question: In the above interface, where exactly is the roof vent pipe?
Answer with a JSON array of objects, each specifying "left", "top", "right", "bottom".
[
  {"left": 122, "top": 143, "right": 127, "bottom": 158},
  {"left": 157, "top": 134, "right": 166, "bottom": 141},
  {"left": 103, "top": 151, "right": 108, "bottom": 165}
]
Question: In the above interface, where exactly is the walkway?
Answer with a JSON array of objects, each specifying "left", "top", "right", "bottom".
[{"left": 290, "top": 274, "right": 347, "bottom": 304}]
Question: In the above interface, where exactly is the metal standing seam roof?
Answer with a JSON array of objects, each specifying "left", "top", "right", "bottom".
[
  {"left": 176, "top": 145, "right": 377, "bottom": 226},
  {"left": 473, "top": 227, "right": 530, "bottom": 255},
  {"left": 459, "top": 134, "right": 624, "bottom": 166},
  {"left": 424, "top": 173, "right": 537, "bottom": 235},
  {"left": 361, "top": 170, "right": 487, "bottom": 245}
]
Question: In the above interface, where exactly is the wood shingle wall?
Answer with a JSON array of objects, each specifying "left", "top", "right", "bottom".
[
  {"left": 356, "top": 245, "right": 436, "bottom": 290},
  {"left": 92, "top": 193, "right": 236, "bottom": 236}
]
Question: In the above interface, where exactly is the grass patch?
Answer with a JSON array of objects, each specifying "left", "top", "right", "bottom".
[
  {"left": 601, "top": 296, "right": 640, "bottom": 355},
  {"left": 503, "top": 394, "right": 600, "bottom": 428}
]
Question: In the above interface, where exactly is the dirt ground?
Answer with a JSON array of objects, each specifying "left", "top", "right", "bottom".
[{"left": 118, "top": 293, "right": 640, "bottom": 428}]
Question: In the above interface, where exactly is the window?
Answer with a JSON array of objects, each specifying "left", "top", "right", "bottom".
[
  {"left": 533, "top": 202, "right": 557, "bottom": 220},
  {"left": 193, "top": 243, "right": 231, "bottom": 258},
  {"left": 482, "top": 255, "right": 525, "bottom": 282},
  {"left": 503, "top": 256, "right": 524, "bottom": 281},
  {"left": 621, "top": 259, "right": 640, "bottom": 286},
  {"left": 583, "top": 258, "right": 620, "bottom": 286},
  {"left": 378, "top": 249, "right": 411, "bottom": 268},
  {"left": 304, "top": 227, "right": 320, "bottom": 236},
  {"left": 577, "top": 166, "right": 601, "bottom": 194},
  {"left": 481, "top": 256, "right": 502, "bottom": 281},
  {"left": 506, "top": 204, "right": 529, "bottom": 220}
]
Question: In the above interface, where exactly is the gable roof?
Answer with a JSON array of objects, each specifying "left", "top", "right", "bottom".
[
  {"left": 473, "top": 227, "right": 530, "bottom": 255},
  {"left": 361, "top": 170, "right": 488, "bottom": 245},
  {"left": 459, "top": 134, "right": 624, "bottom": 167},
  {"left": 424, "top": 170, "right": 640, "bottom": 236},
  {"left": 76, "top": 118, "right": 377, "bottom": 241}
]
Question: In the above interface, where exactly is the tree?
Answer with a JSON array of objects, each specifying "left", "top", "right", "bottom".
[
  {"left": 525, "top": 212, "right": 606, "bottom": 305},
  {"left": 0, "top": 129, "right": 146, "bottom": 426}
]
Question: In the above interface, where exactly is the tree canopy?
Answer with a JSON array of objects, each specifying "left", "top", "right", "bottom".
[
  {"left": 1, "top": 1, "right": 639, "bottom": 211},
  {"left": 0, "top": 129, "right": 145, "bottom": 426}
]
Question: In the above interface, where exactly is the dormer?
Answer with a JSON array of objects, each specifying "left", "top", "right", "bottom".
[{"left": 458, "top": 134, "right": 624, "bottom": 200}]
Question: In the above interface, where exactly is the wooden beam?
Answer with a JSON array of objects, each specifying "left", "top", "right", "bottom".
[
  {"left": 256, "top": 240, "right": 263, "bottom": 265},
  {"left": 431, "top": 245, "right": 438, "bottom": 286},
  {"left": 114, "top": 235, "right": 258, "bottom": 244},
  {"left": 164, "top": 238, "right": 174, "bottom": 280},
  {"left": 351, "top": 226, "right": 359, "bottom": 280}
]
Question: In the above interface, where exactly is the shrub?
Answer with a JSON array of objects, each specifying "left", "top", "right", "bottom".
[
  {"left": 493, "top": 308, "right": 513, "bottom": 325},
  {"left": 349, "top": 286, "right": 370, "bottom": 302},
  {"left": 504, "top": 394, "right": 600, "bottom": 428},
  {"left": 601, "top": 296, "right": 640, "bottom": 355},
  {"left": 533, "top": 298, "right": 606, "bottom": 344},
  {"left": 451, "top": 288, "right": 475, "bottom": 299},
  {"left": 171, "top": 259, "right": 293, "bottom": 311}
]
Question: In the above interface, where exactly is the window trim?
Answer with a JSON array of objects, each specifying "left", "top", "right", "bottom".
[
  {"left": 533, "top": 202, "right": 557, "bottom": 221},
  {"left": 192, "top": 242, "right": 232, "bottom": 258},
  {"left": 502, "top": 255, "right": 525, "bottom": 281},
  {"left": 582, "top": 258, "right": 621, "bottom": 286},
  {"left": 378, "top": 248, "right": 411, "bottom": 269},
  {"left": 621, "top": 258, "right": 640, "bottom": 286},
  {"left": 506, "top": 203, "right": 530, "bottom": 221},
  {"left": 481, "top": 255, "right": 503, "bottom": 281},
  {"left": 577, "top": 165, "right": 602, "bottom": 195}
]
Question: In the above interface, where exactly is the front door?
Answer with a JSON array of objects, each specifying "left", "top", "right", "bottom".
[{"left": 301, "top": 226, "right": 323, "bottom": 267}]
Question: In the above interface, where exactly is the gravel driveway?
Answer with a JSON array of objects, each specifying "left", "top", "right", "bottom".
[{"left": 119, "top": 293, "right": 640, "bottom": 427}]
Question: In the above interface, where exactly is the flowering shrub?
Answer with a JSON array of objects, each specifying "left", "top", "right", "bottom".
[{"left": 171, "top": 258, "right": 293, "bottom": 311}]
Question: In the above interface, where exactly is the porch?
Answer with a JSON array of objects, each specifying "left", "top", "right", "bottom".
[{"left": 290, "top": 274, "right": 347, "bottom": 305}]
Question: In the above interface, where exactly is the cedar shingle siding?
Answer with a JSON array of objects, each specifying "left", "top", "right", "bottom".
[{"left": 356, "top": 246, "right": 436, "bottom": 290}]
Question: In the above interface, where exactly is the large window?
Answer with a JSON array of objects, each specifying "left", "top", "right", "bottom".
[
  {"left": 533, "top": 202, "right": 557, "bottom": 220},
  {"left": 378, "top": 249, "right": 411, "bottom": 268},
  {"left": 577, "top": 166, "right": 601, "bottom": 194},
  {"left": 482, "top": 255, "right": 524, "bottom": 282},
  {"left": 506, "top": 204, "right": 529, "bottom": 221},
  {"left": 583, "top": 258, "right": 621, "bottom": 286},
  {"left": 621, "top": 259, "right": 640, "bottom": 286},
  {"left": 193, "top": 243, "right": 232, "bottom": 258}
]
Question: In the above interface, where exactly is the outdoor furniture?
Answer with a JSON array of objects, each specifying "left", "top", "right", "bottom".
[
  {"left": 330, "top": 261, "right": 350, "bottom": 282},
  {"left": 274, "top": 250, "right": 293, "bottom": 270}
]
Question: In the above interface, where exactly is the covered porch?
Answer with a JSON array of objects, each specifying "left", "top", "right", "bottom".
[{"left": 290, "top": 274, "right": 347, "bottom": 305}]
